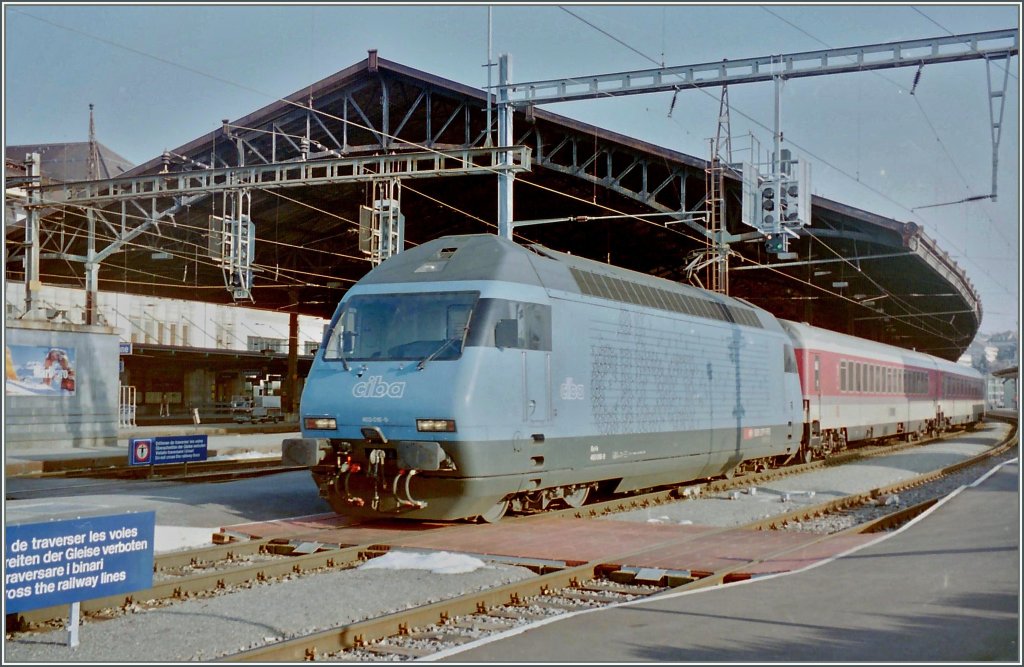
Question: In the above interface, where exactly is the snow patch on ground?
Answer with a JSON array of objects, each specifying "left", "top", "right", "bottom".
[
  {"left": 154, "top": 525, "right": 218, "bottom": 553},
  {"left": 207, "top": 450, "right": 278, "bottom": 461},
  {"left": 358, "top": 550, "right": 489, "bottom": 574}
]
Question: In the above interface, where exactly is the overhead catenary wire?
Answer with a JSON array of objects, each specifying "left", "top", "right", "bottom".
[
  {"left": 11, "top": 7, "right": 995, "bottom": 344},
  {"left": 563, "top": 5, "right": 1014, "bottom": 310},
  {"left": 757, "top": 5, "right": 1017, "bottom": 288},
  {"left": 29, "top": 204, "right": 363, "bottom": 289},
  {"left": 557, "top": 6, "right": 986, "bottom": 343}
]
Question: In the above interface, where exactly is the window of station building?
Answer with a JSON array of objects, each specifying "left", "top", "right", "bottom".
[{"left": 247, "top": 336, "right": 286, "bottom": 353}]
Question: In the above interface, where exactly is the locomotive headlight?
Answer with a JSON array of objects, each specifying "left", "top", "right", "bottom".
[
  {"left": 304, "top": 417, "right": 337, "bottom": 430},
  {"left": 417, "top": 419, "right": 456, "bottom": 432}
]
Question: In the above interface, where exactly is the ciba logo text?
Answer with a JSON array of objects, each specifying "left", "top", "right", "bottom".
[
  {"left": 352, "top": 376, "right": 406, "bottom": 399},
  {"left": 559, "top": 377, "right": 585, "bottom": 400}
]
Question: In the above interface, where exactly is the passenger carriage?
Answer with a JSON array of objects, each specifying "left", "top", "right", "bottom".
[{"left": 779, "top": 320, "right": 985, "bottom": 458}]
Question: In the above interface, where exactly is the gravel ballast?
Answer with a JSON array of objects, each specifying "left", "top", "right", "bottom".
[{"left": 3, "top": 562, "right": 537, "bottom": 662}]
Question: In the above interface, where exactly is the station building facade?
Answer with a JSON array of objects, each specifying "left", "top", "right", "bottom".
[{"left": 5, "top": 282, "right": 328, "bottom": 422}]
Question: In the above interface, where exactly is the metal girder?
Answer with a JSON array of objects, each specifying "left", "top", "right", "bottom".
[
  {"left": 519, "top": 123, "right": 706, "bottom": 234},
  {"left": 30, "top": 148, "right": 532, "bottom": 207},
  {"left": 501, "top": 29, "right": 1018, "bottom": 106}
]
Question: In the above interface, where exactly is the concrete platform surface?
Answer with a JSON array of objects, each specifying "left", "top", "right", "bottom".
[
  {"left": 438, "top": 459, "right": 1020, "bottom": 663},
  {"left": 4, "top": 422, "right": 299, "bottom": 476}
]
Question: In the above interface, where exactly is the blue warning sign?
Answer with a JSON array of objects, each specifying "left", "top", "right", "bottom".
[
  {"left": 129, "top": 435, "right": 208, "bottom": 466},
  {"left": 5, "top": 512, "right": 155, "bottom": 614}
]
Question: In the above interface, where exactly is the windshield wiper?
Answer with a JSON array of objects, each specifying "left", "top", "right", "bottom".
[
  {"left": 417, "top": 337, "right": 458, "bottom": 371},
  {"left": 417, "top": 306, "right": 474, "bottom": 371}
]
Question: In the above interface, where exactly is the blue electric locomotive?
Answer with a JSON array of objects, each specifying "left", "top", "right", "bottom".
[{"left": 295, "top": 233, "right": 804, "bottom": 521}]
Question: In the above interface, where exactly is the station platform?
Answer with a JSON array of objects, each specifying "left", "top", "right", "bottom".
[
  {"left": 3, "top": 421, "right": 300, "bottom": 477},
  {"left": 442, "top": 458, "right": 1020, "bottom": 662}
]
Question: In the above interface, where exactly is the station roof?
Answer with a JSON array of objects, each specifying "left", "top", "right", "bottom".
[
  {"left": 6, "top": 53, "right": 982, "bottom": 361},
  {"left": 6, "top": 141, "right": 134, "bottom": 182}
]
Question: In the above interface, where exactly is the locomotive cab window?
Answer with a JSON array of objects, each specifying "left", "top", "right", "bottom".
[
  {"left": 323, "top": 291, "right": 479, "bottom": 362},
  {"left": 466, "top": 299, "right": 552, "bottom": 351}
]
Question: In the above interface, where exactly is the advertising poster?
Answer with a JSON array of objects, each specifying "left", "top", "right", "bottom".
[{"left": 5, "top": 345, "right": 77, "bottom": 397}]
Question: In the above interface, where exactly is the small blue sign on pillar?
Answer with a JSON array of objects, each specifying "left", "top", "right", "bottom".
[
  {"left": 4, "top": 511, "right": 156, "bottom": 614},
  {"left": 129, "top": 435, "right": 208, "bottom": 466}
]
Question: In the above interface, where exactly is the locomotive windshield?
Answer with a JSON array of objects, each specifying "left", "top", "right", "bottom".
[
  {"left": 323, "top": 292, "right": 553, "bottom": 363},
  {"left": 324, "top": 291, "right": 478, "bottom": 362}
]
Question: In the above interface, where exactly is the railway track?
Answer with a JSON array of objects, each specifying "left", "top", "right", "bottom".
[
  {"left": 226, "top": 425, "right": 1019, "bottom": 662},
  {"left": 4, "top": 456, "right": 305, "bottom": 500},
  {"left": 7, "top": 421, "right": 1016, "bottom": 657}
]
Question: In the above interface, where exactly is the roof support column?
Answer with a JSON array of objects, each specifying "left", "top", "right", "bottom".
[
  {"left": 497, "top": 54, "right": 514, "bottom": 239},
  {"left": 85, "top": 207, "right": 99, "bottom": 325},
  {"left": 23, "top": 153, "right": 41, "bottom": 317}
]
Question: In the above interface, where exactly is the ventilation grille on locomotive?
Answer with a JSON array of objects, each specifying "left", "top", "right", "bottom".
[{"left": 570, "top": 267, "right": 762, "bottom": 328}]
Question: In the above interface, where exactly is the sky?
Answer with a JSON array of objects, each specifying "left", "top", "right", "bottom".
[{"left": 3, "top": 2, "right": 1020, "bottom": 338}]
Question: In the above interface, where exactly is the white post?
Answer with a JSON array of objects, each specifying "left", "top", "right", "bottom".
[{"left": 68, "top": 601, "right": 80, "bottom": 647}]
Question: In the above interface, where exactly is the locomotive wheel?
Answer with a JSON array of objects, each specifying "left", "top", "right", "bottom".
[
  {"left": 477, "top": 499, "right": 509, "bottom": 524},
  {"left": 560, "top": 485, "right": 590, "bottom": 509}
]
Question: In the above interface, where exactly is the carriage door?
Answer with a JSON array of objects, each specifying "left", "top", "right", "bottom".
[
  {"left": 520, "top": 302, "right": 551, "bottom": 424},
  {"left": 804, "top": 353, "right": 822, "bottom": 426},
  {"left": 495, "top": 301, "right": 551, "bottom": 424},
  {"left": 813, "top": 355, "right": 822, "bottom": 416},
  {"left": 523, "top": 351, "right": 550, "bottom": 423}
]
